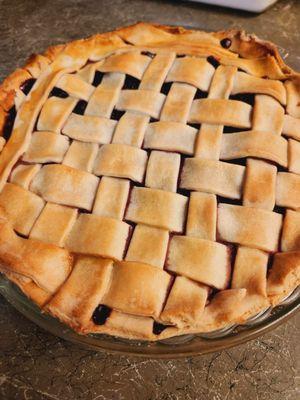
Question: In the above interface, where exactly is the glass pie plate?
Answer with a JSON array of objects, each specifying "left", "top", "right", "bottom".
[{"left": 0, "top": 274, "right": 299, "bottom": 358}]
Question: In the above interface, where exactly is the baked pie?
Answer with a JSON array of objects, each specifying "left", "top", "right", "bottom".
[{"left": 0, "top": 22, "right": 299, "bottom": 341}]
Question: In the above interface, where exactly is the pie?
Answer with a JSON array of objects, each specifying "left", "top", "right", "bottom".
[{"left": 0, "top": 23, "right": 299, "bottom": 341}]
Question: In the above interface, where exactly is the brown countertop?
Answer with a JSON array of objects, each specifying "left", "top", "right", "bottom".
[{"left": 0, "top": 0, "right": 299, "bottom": 399}]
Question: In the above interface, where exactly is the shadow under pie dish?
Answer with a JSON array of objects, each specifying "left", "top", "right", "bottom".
[{"left": 0, "top": 23, "right": 299, "bottom": 342}]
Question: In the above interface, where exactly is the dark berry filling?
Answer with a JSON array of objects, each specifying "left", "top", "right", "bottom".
[
  {"left": 220, "top": 38, "right": 232, "bottom": 49},
  {"left": 20, "top": 78, "right": 36, "bottom": 95},
  {"left": 92, "top": 71, "right": 104, "bottom": 87},
  {"left": 267, "top": 254, "right": 275, "bottom": 271},
  {"left": 49, "top": 87, "right": 69, "bottom": 98},
  {"left": 223, "top": 126, "right": 244, "bottom": 134},
  {"left": 92, "top": 305, "right": 111, "bottom": 325},
  {"left": 207, "top": 287, "right": 219, "bottom": 302},
  {"left": 217, "top": 195, "right": 242, "bottom": 207},
  {"left": 273, "top": 205, "right": 286, "bottom": 215},
  {"left": 207, "top": 56, "right": 220, "bottom": 68},
  {"left": 160, "top": 82, "right": 172, "bottom": 95},
  {"left": 141, "top": 51, "right": 155, "bottom": 58},
  {"left": 73, "top": 100, "right": 88, "bottom": 115},
  {"left": 230, "top": 93, "right": 255, "bottom": 107},
  {"left": 3, "top": 106, "right": 16, "bottom": 141},
  {"left": 194, "top": 89, "right": 208, "bottom": 99},
  {"left": 225, "top": 158, "right": 247, "bottom": 167},
  {"left": 110, "top": 109, "right": 125, "bottom": 121},
  {"left": 177, "top": 188, "right": 190, "bottom": 198},
  {"left": 275, "top": 164, "right": 286, "bottom": 173},
  {"left": 123, "top": 75, "right": 140, "bottom": 90},
  {"left": 153, "top": 321, "right": 170, "bottom": 335},
  {"left": 187, "top": 123, "right": 200, "bottom": 130}
]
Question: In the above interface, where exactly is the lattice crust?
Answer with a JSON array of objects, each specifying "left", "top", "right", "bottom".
[{"left": 0, "top": 22, "right": 300, "bottom": 341}]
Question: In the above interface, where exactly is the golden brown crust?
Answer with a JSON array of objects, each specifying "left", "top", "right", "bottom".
[
  {"left": 23, "top": 54, "right": 51, "bottom": 78},
  {"left": 0, "top": 22, "right": 296, "bottom": 134},
  {"left": 2, "top": 270, "right": 52, "bottom": 307},
  {"left": 0, "top": 68, "right": 32, "bottom": 112},
  {"left": 0, "top": 22, "right": 299, "bottom": 341},
  {"left": 215, "top": 29, "right": 293, "bottom": 73},
  {"left": 267, "top": 252, "right": 300, "bottom": 305},
  {"left": 0, "top": 207, "right": 72, "bottom": 293}
]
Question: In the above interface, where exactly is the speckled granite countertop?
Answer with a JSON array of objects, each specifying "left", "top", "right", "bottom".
[{"left": 0, "top": 0, "right": 299, "bottom": 399}]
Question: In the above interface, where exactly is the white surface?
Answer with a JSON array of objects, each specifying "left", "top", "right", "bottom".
[{"left": 189, "top": 0, "right": 278, "bottom": 13}]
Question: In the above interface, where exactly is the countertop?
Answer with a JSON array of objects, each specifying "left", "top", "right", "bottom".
[{"left": 0, "top": 0, "right": 299, "bottom": 399}]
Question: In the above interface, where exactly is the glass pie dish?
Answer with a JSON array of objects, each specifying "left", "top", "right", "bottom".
[{"left": 1, "top": 274, "right": 299, "bottom": 358}]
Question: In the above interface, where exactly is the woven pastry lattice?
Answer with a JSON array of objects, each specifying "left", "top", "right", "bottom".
[{"left": 0, "top": 23, "right": 299, "bottom": 340}]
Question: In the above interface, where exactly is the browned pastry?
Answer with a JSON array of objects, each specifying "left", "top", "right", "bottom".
[{"left": 0, "top": 22, "right": 299, "bottom": 340}]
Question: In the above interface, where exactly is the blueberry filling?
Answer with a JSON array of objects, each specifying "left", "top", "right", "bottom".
[
  {"left": 177, "top": 188, "right": 190, "bottom": 198},
  {"left": 73, "top": 100, "right": 88, "bottom": 115},
  {"left": 187, "top": 123, "right": 200, "bottom": 130},
  {"left": 92, "top": 305, "right": 111, "bottom": 325},
  {"left": 49, "top": 87, "right": 69, "bottom": 98},
  {"left": 267, "top": 254, "right": 275, "bottom": 270},
  {"left": 229, "top": 93, "right": 255, "bottom": 107},
  {"left": 141, "top": 51, "right": 155, "bottom": 58},
  {"left": 274, "top": 164, "right": 286, "bottom": 173},
  {"left": 20, "top": 78, "right": 36, "bottom": 95},
  {"left": 123, "top": 75, "right": 140, "bottom": 90},
  {"left": 207, "top": 56, "right": 220, "bottom": 68},
  {"left": 92, "top": 71, "right": 104, "bottom": 87},
  {"left": 160, "top": 82, "right": 172, "bottom": 95},
  {"left": 220, "top": 38, "right": 232, "bottom": 49},
  {"left": 225, "top": 158, "right": 247, "bottom": 167},
  {"left": 207, "top": 287, "right": 219, "bottom": 302},
  {"left": 217, "top": 195, "right": 242, "bottom": 207},
  {"left": 273, "top": 205, "right": 286, "bottom": 215},
  {"left": 194, "top": 89, "right": 207, "bottom": 99},
  {"left": 3, "top": 106, "right": 16, "bottom": 141},
  {"left": 223, "top": 126, "right": 244, "bottom": 134},
  {"left": 110, "top": 109, "right": 125, "bottom": 121},
  {"left": 149, "top": 117, "right": 158, "bottom": 123},
  {"left": 153, "top": 321, "right": 170, "bottom": 335}
]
